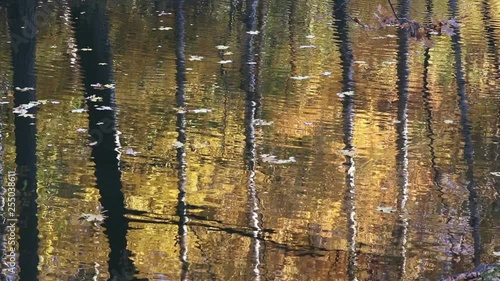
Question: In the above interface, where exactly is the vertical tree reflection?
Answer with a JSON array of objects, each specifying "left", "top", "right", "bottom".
[
  {"left": 448, "top": 0, "right": 481, "bottom": 267},
  {"left": 70, "top": 1, "right": 145, "bottom": 279},
  {"left": 7, "top": 0, "right": 39, "bottom": 279},
  {"left": 393, "top": 0, "right": 411, "bottom": 279},
  {"left": 174, "top": 0, "right": 189, "bottom": 280},
  {"left": 333, "top": 0, "right": 356, "bottom": 279},
  {"left": 242, "top": 0, "right": 264, "bottom": 279}
]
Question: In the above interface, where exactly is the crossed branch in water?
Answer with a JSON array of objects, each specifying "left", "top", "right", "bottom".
[{"left": 345, "top": 0, "right": 459, "bottom": 48}]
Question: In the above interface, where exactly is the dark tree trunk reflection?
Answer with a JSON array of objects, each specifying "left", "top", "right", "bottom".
[
  {"left": 7, "top": 0, "right": 39, "bottom": 279},
  {"left": 448, "top": 0, "right": 481, "bottom": 267},
  {"left": 393, "top": 0, "right": 411, "bottom": 280},
  {"left": 242, "top": 0, "right": 264, "bottom": 279},
  {"left": 174, "top": 0, "right": 189, "bottom": 280},
  {"left": 333, "top": 0, "right": 357, "bottom": 280},
  {"left": 70, "top": 1, "right": 145, "bottom": 280}
]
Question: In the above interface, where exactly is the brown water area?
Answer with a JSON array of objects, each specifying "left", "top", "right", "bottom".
[{"left": 0, "top": 0, "right": 499, "bottom": 280}]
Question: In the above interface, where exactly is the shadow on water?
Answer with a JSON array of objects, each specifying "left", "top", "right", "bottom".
[
  {"left": 448, "top": 0, "right": 481, "bottom": 267},
  {"left": 5, "top": 0, "right": 39, "bottom": 280},
  {"left": 332, "top": 0, "right": 357, "bottom": 280},
  {"left": 393, "top": 0, "right": 411, "bottom": 280},
  {"left": 173, "top": 0, "right": 189, "bottom": 280},
  {"left": 70, "top": 1, "right": 146, "bottom": 280}
]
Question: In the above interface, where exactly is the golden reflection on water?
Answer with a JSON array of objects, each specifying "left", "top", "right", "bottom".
[{"left": 0, "top": 0, "right": 499, "bottom": 280}]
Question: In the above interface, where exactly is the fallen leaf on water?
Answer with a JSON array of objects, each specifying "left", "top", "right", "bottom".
[
  {"left": 253, "top": 119, "right": 273, "bottom": 126},
  {"left": 376, "top": 206, "right": 396, "bottom": 213},
  {"left": 218, "top": 60, "right": 232, "bottom": 64},
  {"left": 81, "top": 47, "right": 92, "bottom": 51},
  {"left": 79, "top": 213, "right": 106, "bottom": 222},
  {"left": 98, "top": 62, "right": 108, "bottom": 66},
  {"left": 215, "top": 45, "right": 229, "bottom": 50},
  {"left": 261, "top": 154, "right": 296, "bottom": 164},
  {"left": 96, "top": 106, "right": 113, "bottom": 111},
  {"left": 224, "top": 52, "right": 233, "bottom": 55},
  {"left": 322, "top": 71, "right": 332, "bottom": 76},
  {"left": 490, "top": 172, "right": 500, "bottom": 177},
  {"left": 305, "top": 35, "right": 315, "bottom": 39},
  {"left": 71, "top": 108, "right": 87, "bottom": 113},
  {"left": 291, "top": 76, "right": 310, "bottom": 80},
  {"left": 189, "top": 55, "right": 204, "bottom": 61},
  {"left": 354, "top": 61, "right": 367, "bottom": 65},
  {"left": 338, "top": 149, "right": 356, "bottom": 157},
  {"left": 190, "top": 108, "right": 212, "bottom": 114},
  {"left": 246, "top": 30, "right": 260, "bottom": 35},
  {"left": 15, "top": 87, "right": 35, "bottom": 92},
  {"left": 173, "top": 140, "right": 185, "bottom": 148},
  {"left": 337, "top": 91, "right": 354, "bottom": 98},
  {"left": 76, "top": 128, "right": 87, "bottom": 133},
  {"left": 299, "top": 45, "right": 316, "bottom": 49},
  {"left": 125, "top": 148, "right": 140, "bottom": 156},
  {"left": 155, "top": 26, "right": 173, "bottom": 31},
  {"left": 444, "top": 120, "right": 454, "bottom": 124}
]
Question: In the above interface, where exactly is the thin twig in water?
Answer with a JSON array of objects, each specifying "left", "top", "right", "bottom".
[{"left": 387, "top": 0, "right": 400, "bottom": 21}]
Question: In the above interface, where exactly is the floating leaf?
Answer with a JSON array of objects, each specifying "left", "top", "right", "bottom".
[
  {"left": 490, "top": 172, "right": 500, "bottom": 177},
  {"left": 76, "top": 128, "right": 87, "bottom": 133},
  {"left": 247, "top": 61, "right": 257, "bottom": 65},
  {"left": 246, "top": 30, "right": 260, "bottom": 35},
  {"left": 338, "top": 149, "right": 356, "bottom": 157},
  {"left": 299, "top": 45, "right": 316, "bottom": 49},
  {"left": 305, "top": 35, "right": 315, "bottom": 39},
  {"left": 376, "top": 206, "right": 396, "bottom": 213},
  {"left": 253, "top": 119, "right": 273, "bottom": 126},
  {"left": 96, "top": 106, "right": 113, "bottom": 111},
  {"left": 157, "top": 26, "right": 173, "bottom": 31},
  {"left": 337, "top": 91, "right": 354, "bottom": 98},
  {"left": 224, "top": 51, "right": 233, "bottom": 55},
  {"left": 71, "top": 108, "right": 87, "bottom": 113},
  {"left": 189, "top": 55, "right": 204, "bottom": 61},
  {"left": 81, "top": 47, "right": 93, "bottom": 51},
  {"left": 215, "top": 45, "right": 230, "bottom": 50},
  {"left": 125, "top": 148, "right": 140, "bottom": 156},
  {"left": 218, "top": 60, "right": 232, "bottom": 64},
  {"left": 291, "top": 76, "right": 310, "bottom": 80},
  {"left": 322, "top": 71, "right": 332, "bottom": 76},
  {"left": 173, "top": 140, "right": 185, "bottom": 148},
  {"left": 189, "top": 108, "right": 212, "bottom": 114},
  {"left": 261, "top": 154, "right": 296, "bottom": 164},
  {"left": 98, "top": 62, "right": 108, "bottom": 66},
  {"left": 79, "top": 213, "right": 106, "bottom": 222},
  {"left": 15, "top": 87, "right": 35, "bottom": 92},
  {"left": 444, "top": 120, "right": 454, "bottom": 124}
]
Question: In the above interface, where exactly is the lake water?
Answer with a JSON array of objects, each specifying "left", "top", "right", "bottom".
[{"left": 0, "top": 0, "right": 499, "bottom": 280}]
